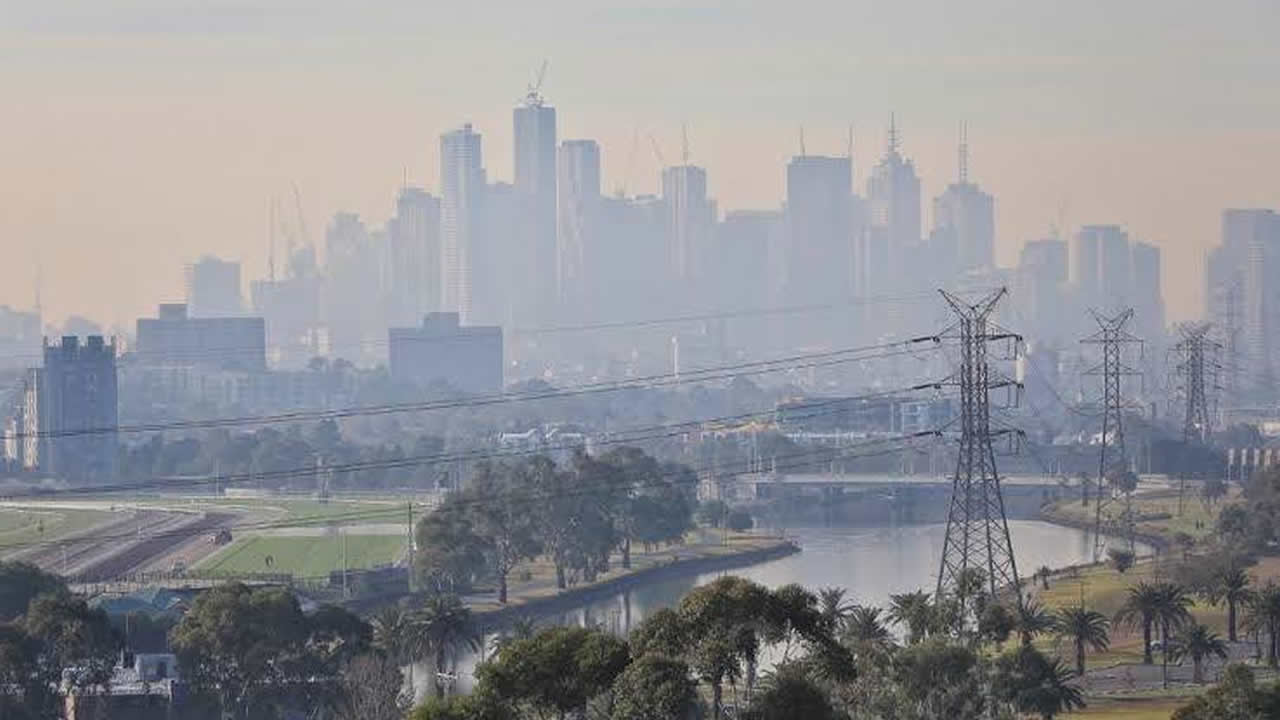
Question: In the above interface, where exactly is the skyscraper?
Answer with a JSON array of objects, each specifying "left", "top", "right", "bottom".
[
  {"left": 440, "top": 123, "right": 486, "bottom": 322},
  {"left": 865, "top": 117, "right": 922, "bottom": 260},
  {"left": 784, "top": 154, "right": 853, "bottom": 347},
  {"left": 514, "top": 97, "right": 557, "bottom": 326},
  {"left": 557, "top": 139, "right": 601, "bottom": 314},
  {"left": 931, "top": 127, "right": 994, "bottom": 278},
  {"left": 1016, "top": 236, "right": 1069, "bottom": 344},
  {"left": 661, "top": 163, "right": 714, "bottom": 298},
  {"left": 1131, "top": 241, "right": 1165, "bottom": 344},
  {"left": 1073, "top": 225, "right": 1131, "bottom": 311},
  {"left": 1209, "top": 209, "right": 1280, "bottom": 400},
  {"left": 387, "top": 187, "right": 441, "bottom": 326},
  {"left": 185, "top": 256, "right": 243, "bottom": 318}
]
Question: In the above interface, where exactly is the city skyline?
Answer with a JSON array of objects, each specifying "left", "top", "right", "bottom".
[{"left": 4, "top": 1, "right": 1280, "bottom": 328}]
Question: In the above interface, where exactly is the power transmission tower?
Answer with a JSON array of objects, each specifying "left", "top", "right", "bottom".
[
  {"left": 1081, "top": 309, "right": 1142, "bottom": 560},
  {"left": 936, "top": 288, "right": 1024, "bottom": 614},
  {"left": 1171, "top": 322, "right": 1221, "bottom": 514}
]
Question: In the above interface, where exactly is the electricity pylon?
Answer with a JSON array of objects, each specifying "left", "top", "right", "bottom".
[
  {"left": 936, "top": 288, "right": 1024, "bottom": 614},
  {"left": 1081, "top": 309, "right": 1142, "bottom": 560},
  {"left": 1171, "top": 323, "right": 1220, "bottom": 514}
]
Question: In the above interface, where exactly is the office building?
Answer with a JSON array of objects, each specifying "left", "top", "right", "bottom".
[
  {"left": 1208, "top": 209, "right": 1280, "bottom": 400},
  {"left": 34, "top": 336, "right": 119, "bottom": 483},
  {"left": 661, "top": 164, "right": 714, "bottom": 296},
  {"left": 440, "top": 124, "right": 486, "bottom": 322},
  {"left": 185, "top": 256, "right": 243, "bottom": 318},
  {"left": 388, "top": 312, "right": 503, "bottom": 395},
  {"left": 387, "top": 187, "right": 442, "bottom": 326},
  {"left": 514, "top": 99, "right": 558, "bottom": 326},
  {"left": 865, "top": 118, "right": 922, "bottom": 262},
  {"left": 932, "top": 131, "right": 994, "bottom": 277},
  {"left": 557, "top": 139, "right": 601, "bottom": 313},
  {"left": 784, "top": 154, "right": 853, "bottom": 346},
  {"left": 1016, "top": 236, "right": 1069, "bottom": 344},
  {"left": 135, "top": 304, "right": 266, "bottom": 371}
]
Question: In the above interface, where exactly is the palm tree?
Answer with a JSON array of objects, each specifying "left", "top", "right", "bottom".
[
  {"left": 817, "top": 587, "right": 852, "bottom": 632},
  {"left": 1248, "top": 581, "right": 1280, "bottom": 667},
  {"left": 842, "top": 605, "right": 891, "bottom": 648},
  {"left": 1115, "top": 581, "right": 1162, "bottom": 664},
  {"left": 1055, "top": 606, "right": 1110, "bottom": 676},
  {"left": 887, "top": 591, "right": 934, "bottom": 645},
  {"left": 1035, "top": 656, "right": 1087, "bottom": 719},
  {"left": 1206, "top": 566, "right": 1253, "bottom": 642},
  {"left": 412, "top": 594, "right": 481, "bottom": 698},
  {"left": 1152, "top": 582, "right": 1194, "bottom": 688},
  {"left": 372, "top": 604, "right": 419, "bottom": 695},
  {"left": 1169, "top": 623, "right": 1228, "bottom": 683},
  {"left": 1015, "top": 600, "right": 1059, "bottom": 646}
]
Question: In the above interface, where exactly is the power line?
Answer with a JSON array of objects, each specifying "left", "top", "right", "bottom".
[
  {"left": 3, "top": 432, "right": 942, "bottom": 556},
  {"left": 4, "top": 380, "right": 947, "bottom": 499},
  {"left": 13, "top": 339, "right": 942, "bottom": 441}
]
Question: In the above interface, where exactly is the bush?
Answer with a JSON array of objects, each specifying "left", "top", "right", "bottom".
[
  {"left": 726, "top": 510, "right": 754, "bottom": 532},
  {"left": 1108, "top": 548, "right": 1135, "bottom": 574}
]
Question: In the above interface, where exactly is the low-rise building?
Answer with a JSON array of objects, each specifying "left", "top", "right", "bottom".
[{"left": 388, "top": 312, "right": 503, "bottom": 394}]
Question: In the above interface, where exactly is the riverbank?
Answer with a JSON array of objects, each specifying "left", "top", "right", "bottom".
[{"left": 468, "top": 534, "right": 800, "bottom": 627}]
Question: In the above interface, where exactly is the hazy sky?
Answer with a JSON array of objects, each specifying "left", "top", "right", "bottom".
[{"left": 3, "top": 0, "right": 1278, "bottom": 330}]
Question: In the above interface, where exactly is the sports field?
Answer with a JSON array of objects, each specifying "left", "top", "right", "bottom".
[{"left": 195, "top": 533, "right": 406, "bottom": 578}]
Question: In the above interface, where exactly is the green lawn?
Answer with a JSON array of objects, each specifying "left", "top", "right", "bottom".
[
  {"left": 1068, "top": 698, "right": 1184, "bottom": 718},
  {"left": 196, "top": 534, "right": 407, "bottom": 579},
  {"left": 0, "top": 506, "right": 113, "bottom": 551}
]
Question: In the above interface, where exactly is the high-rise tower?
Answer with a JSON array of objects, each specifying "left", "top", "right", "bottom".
[
  {"left": 931, "top": 124, "right": 995, "bottom": 278},
  {"left": 514, "top": 84, "right": 557, "bottom": 326},
  {"left": 557, "top": 139, "right": 601, "bottom": 314},
  {"left": 440, "top": 124, "right": 486, "bottom": 322}
]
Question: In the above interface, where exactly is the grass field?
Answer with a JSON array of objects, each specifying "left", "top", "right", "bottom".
[
  {"left": 196, "top": 534, "right": 407, "bottom": 578},
  {"left": 0, "top": 506, "right": 114, "bottom": 552},
  {"left": 1068, "top": 698, "right": 1185, "bottom": 718},
  {"left": 139, "top": 495, "right": 423, "bottom": 526}
]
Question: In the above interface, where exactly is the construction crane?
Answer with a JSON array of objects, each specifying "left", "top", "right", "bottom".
[
  {"left": 522, "top": 59, "right": 549, "bottom": 107},
  {"left": 648, "top": 134, "right": 667, "bottom": 169}
]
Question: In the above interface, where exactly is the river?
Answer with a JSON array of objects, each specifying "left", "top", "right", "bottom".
[{"left": 424, "top": 518, "right": 1148, "bottom": 697}]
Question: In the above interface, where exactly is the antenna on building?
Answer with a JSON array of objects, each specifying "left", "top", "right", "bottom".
[
  {"left": 798, "top": 126, "right": 806, "bottom": 157},
  {"left": 847, "top": 123, "right": 855, "bottom": 183},
  {"left": 887, "top": 113, "right": 900, "bottom": 155},
  {"left": 33, "top": 256, "right": 42, "bottom": 317},
  {"left": 681, "top": 123, "right": 690, "bottom": 166},
  {"left": 958, "top": 121, "right": 969, "bottom": 184},
  {"left": 268, "top": 198, "right": 277, "bottom": 282}
]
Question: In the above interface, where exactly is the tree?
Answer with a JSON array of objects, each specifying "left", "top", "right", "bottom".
[
  {"left": 1172, "top": 663, "right": 1280, "bottom": 720},
  {"left": 0, "top": 561, "right": 66, "bottom": 622},
  {"left": 1014, "top": 600, "right": 1058, "bottom": 647},
  {"left": 726, "top": 510, "right": 754, "bottom": 532},
  {"left": 817, "top": 587, "right": 852, "bottom": 632},
  {"left": 333, "top": 653, "right": 411, "bottom": 720},
  {"left": 0, "top": 623, "right": 57, "bottom": 719},
  {"left": 842, "top": 605, "right": 891, "bottom": 649},
  {"left": 470, "top": 462, "right": 541, "bottom": 604},
  {"left": 1152, "top": 582, "right": 1194, "bottom": 687},
  {"left": 610, "top": 654, "right": 697, "bottom": 720},
  {"left": 1247, "top": 581, "right": 1280, "bottom": 667},
  {"left": 993, "top": 645, "right": 1085, "bottom": 720},
  {"left": 892, "top": 637, "right": 986, "bottom": 719},
  {"left": 23, "top": 592, "right": 120, "bottom": 698},
  {"left": 170, "top": 583, "right": 312, "bottom": 719},
  {"left": 977, "top": 603, "right": 1015, "bottom": 648},
  {"left": 887, "top": 590, "right": 934, "bottom": 645},
  {"left": 413, "top": 594, "right": 481, "bottom": 699},
  {"left": 745, "top": 662, "right": 841, "bottom": 720},
  {"left": 1054, "top": 607, "right": 1110, "bottom": 676},
  {"left": 476, "top": 626, "right": 629, "bottom": 719},
  {"left": 1170, "top": 623, "right": 1229, "bottom": 684},
  {"left": 697, "top": 500, "right": 730, "bottom": 529},
  {"left": 1206, "top": 565, "right": 1253, "bottom": 642},
  {"left": 1108, "top": 547, "right": 1135, "bottom": 574},
  {"left": 1036, "top": 565, "right": 1053, "bottom": 590},
  {"left": 1201, "top": 477, "right": 1228, "bottom": 507},
  {"left": 1115, "top": 581, "right": 1162, "bottom": 664}
]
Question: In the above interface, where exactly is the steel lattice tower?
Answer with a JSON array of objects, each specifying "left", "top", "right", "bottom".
[
  {"left": 1081, "top": 309, "right": 1142, "bottom": 560},
  {"left": 936, "top": 288, "right": 1023, "bottom": 612},
  {"left": 1172, "top": 323, "right": 1220, "bottom": 513}
]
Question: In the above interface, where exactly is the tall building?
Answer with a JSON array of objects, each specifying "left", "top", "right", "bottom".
[
  {"left": 135, "top": 303, "right": 267, "bottom": 371},
  {"left": 388, "top": 312, "right": 503, "bottom": 395},
  {"left": 514, "top": 98, "right": 557, "bottom": 326},
  {"left": 1073, "top": 225, "right": 1131, "bottom": 311},
  {"left": 1016, "top": 236, "right": 1069, "bottom": 344},
  {"left": 1131, "top": 241, "right": 1165, "bottom": 343},
  {"left": 185, "top": 256, "right": 242, "bottom": 318},
  {"left": 0, "top": 305, "right": 40, "bottom": 372},
  {"left": 661, "top": 164, "right": 714, "bottom": 299},
  {"left": 865, "top": 117, "right": 922, "bottom": 265},
  {"left": 387, "top": 187, "right": 441, "bottom": 326},
  {"left": 34, "top": 336, "right": 118, "bottom": 483},
  {"left": 931, "top": 128, "right": 994, "bottom": 278},
  {"left": 440, "top": 124, "right": 486, "bottom": 322},
  {"left": 1209, "top": 209, "right": 1280, "bottom": 401},
  {"left": 323, "top": 212, "right": 383, "bottom": 364},
  {"left": 784, "top": 154, "right": 853, "bottom": 347},
  {"left": 556, "top": 139, "right": 601, "bottom": 314}
]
